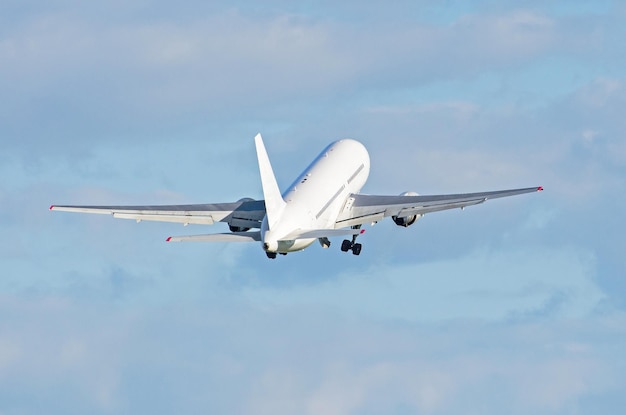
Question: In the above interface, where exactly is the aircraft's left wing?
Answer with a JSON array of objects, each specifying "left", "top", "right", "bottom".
[
  {"left": 335, "top": 187, "right": 543, "bottom": 228},
  {"left": 50, "top": 199, "right": 266, "bottom": 229}
]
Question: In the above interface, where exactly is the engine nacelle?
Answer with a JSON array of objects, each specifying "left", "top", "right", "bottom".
[
  {"left": 392, "top": 191, "right": 421, "bottom": 227},
  {"left": 393, "top": 215, "right": 418, "bottom": 227},
  {"left": 229, "top": 197, "right": 255, "bottom": 232},
  {"left": 229, "top": 224, "right": 250, "bottom": 232}
]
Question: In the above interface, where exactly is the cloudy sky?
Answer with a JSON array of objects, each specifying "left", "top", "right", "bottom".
[{"left": 2, "top": 0, "right": 625, "bottom": 414}]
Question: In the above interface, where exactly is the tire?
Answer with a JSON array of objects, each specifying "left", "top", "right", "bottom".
[{"left": 341, "top": 239, "right": 352, "bottom": 252}]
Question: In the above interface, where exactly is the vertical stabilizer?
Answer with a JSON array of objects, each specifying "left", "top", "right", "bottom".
[{"left": 254, "top": 133, "right": 286, "bottom": 229}]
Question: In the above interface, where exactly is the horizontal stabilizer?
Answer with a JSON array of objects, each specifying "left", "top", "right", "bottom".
[
  {"left": 166, "top": 231, "right": 261, "bottom": 243},
  {"left": 281, "top": 228, "right": 365, "bottom": 241}
]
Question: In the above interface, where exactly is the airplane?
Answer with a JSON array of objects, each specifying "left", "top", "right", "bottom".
[{"left": 50, "top": 133, "right": 543, "bottom": 259}]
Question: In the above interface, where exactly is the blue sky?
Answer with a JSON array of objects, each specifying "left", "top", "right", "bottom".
[{"left": 1, "top": 1, "right": 625, "bottom": 414}]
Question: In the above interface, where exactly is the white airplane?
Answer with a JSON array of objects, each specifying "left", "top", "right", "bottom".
[{"left": 51, "top": 134, "right": 542, "bottom": 259}]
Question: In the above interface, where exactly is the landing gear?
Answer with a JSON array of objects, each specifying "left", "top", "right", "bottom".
[
  {"left": 341, "top": 240, "right": 362, "bottom": 255},
  {"left": 265, "top": 252, "right": 287, "bottom": 259},
  {"left": 341, "top": 239, "right": 352, "bottom": 252},
  {"left": 341, "top": 225, "right": 363, "bottom": 256}
]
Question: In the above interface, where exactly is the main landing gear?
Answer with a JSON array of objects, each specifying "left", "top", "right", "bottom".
[
  {"left": 341, "top": 225, "right": 363, "bottom": 256},
  {"left": 265, "top": 252, "right": 287, "bottom": 259}
]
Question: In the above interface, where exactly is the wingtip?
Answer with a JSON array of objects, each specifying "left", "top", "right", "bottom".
[
  {"left": 166, "top": 236, "right": 172, "bottom": 242},
  {"left": 537, "top": 186, "right": 544, "bottom": 191},
  {"left": 49, "top": 205, "right": 55, "bottom": 211}
]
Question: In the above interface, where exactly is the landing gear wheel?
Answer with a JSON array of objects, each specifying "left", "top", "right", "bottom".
[
  {"left": 266, "top": 252, "right": 277, "bottom": 259},
  {"left": 341, "top": 239, "right": 352, "bottom": 252},
  {"left": 352, "top": 243, "right": 362, "bottom": 256}
]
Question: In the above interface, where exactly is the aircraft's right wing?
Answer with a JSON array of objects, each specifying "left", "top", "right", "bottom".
[
  {"left": 335, "top": 187, "right": 543, "bottom": 228},
  {"left": 50, "top": 199, "right": 266, "bottom": 229}
]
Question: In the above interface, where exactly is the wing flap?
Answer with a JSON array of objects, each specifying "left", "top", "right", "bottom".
[
  {"left": 112, "top": 213, "right": 214, "bottom": 225},
  {"left": 395, "top": 198, "right": 486, "bottom": 216},
  {"left": 334, "top": 212, "right": 385, "bottom": 228}
]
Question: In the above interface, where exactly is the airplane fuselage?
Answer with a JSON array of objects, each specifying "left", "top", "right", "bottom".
[{"left": 261, "top": 139, "right": 370, "bottom": 253}]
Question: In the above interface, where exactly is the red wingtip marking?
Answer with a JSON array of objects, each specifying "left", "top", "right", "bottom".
[
  {"left": 49, "top": 205, "right": 54, "bottom": 210},
  {"left": 360, "top": 229, "right": 366, "bottom": 234},
  {"left": 537, "top": 186, "right": 544, "bottom": 191},
  {"left": 166, "top": 237, "right": 172, "bottom": 242}
]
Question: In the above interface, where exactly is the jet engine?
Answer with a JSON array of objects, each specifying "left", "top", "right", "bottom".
[
  {"left": 229, "top": 224, "right": 250, "bottom": 232},
  {"left": 229, "top": 197, "right": 255, "bottom": 232},
  {"left": 392, "top": 191, "right": 421, "bottom": 227}
]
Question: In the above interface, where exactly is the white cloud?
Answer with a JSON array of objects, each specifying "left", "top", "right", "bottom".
[
  {"left": 1, "top": 296, "right": 624, "bottom": 414},
  {"left": 452, "top": 10, "right": 556, "bottom": 60},
  {"left": 243, "top": 245, "right": 604, "bottom": 322},
  {"left": 573, "top": 78, "right": 624, "bottom": 108}
]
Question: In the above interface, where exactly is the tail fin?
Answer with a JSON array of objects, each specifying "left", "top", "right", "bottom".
[{"left": 254, "top": 133, "right": 286, "bottom": 229}]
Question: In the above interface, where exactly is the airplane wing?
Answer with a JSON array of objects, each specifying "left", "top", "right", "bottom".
[
  {"left": 50, "top": 199, "right": 266, "bottom": 229},
  {"left": 335, "top": 186, "right": 543, "bottom": 228}
]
